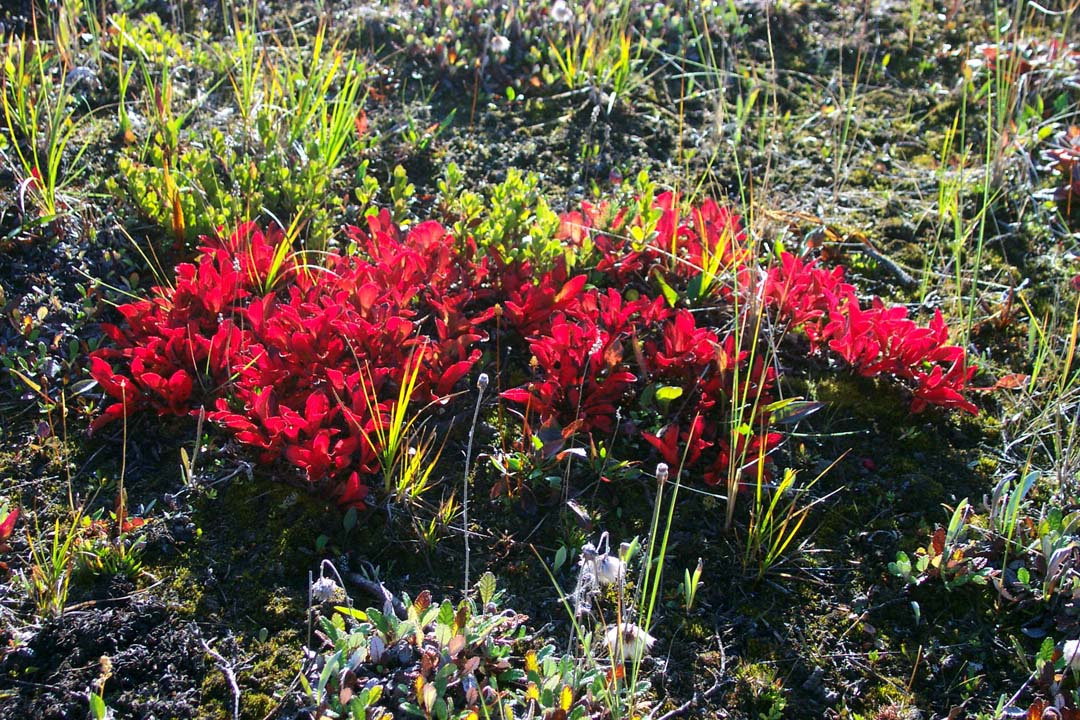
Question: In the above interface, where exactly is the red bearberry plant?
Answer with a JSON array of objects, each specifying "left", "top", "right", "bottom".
[{"left": 88, "top": 191, "right": 978, "bottom": 542}]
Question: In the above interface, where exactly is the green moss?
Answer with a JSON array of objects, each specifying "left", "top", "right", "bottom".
[
  {"left": 861, "top": 681, "right": 915, "bottom": 710},
  {"left": 910, "top": 153, "right": 938, "bottom": 169},
  {"left": 681, "top": 619, "right": 713, "bottom": 643},
  {"left": 262, "top": 588, "right": 303, "bottom": 623},
  {"left": 241, "top": 630, "right": 305, "bottom": 718},
  {"left": 153, "top": 565, "right": 204, "bottom": 616},
  {"left": 973, "top": 456, "right": 998, "bottom": 478},
  {"left": 196, "top": 670, "right": 230, "bottom": 720},
  {"left": 727, "top": 660, "right": 789, "bottom": 719},
  {"left": 813, "top": 375, "right": 909, "bottom": 428}
]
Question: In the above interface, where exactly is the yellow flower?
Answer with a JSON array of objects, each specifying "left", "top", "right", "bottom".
[
  {"left": 559, "top": 685, "right": 573, "bottom": 711},
  {"left": 525, "top": 650, "right": 539, "bottom": 673}
]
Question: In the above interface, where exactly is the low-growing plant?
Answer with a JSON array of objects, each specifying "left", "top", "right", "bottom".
[
  {"left": 544, "top": 1, "right": 649, "bottom": 113},
  {"left": 889, "top": 500, "right": 993, "bottom": 592},
  {"left": 113, "top": 130, "right": 242, "bottom": 244},
  {"left": 107, "top": 11, "right": 372, "bottom": 250},
  {"left": 1, "top": 32, "right": 93, "bottom": 222},
  {"left": 742, "top": 465, "right": 826, "bottom": 581},
  {"left": 890, "top": 466, "right": 1079, "bottom": 630},
  {"left": 477, "top": 168, "right": 562, "bottom": 268},
  {"left": 731, "top": 662, "right": 788, "bottom": 720},
  {"left": 486, "top": 414, "right": 576, "bottom": 506},
  {"left": 87, "top": 655, "right": 113, "bottom": 720},
  {"left": 536, "top": 538, "right": 653, "bottom": 720},
  {"left": 415, "top": 493, "right": 461, "bottom": 556},
  {"left": 396, "top": 106, "right": 456, "bottom": 155},
  {"left": 90, "top": 218, "right": 483, "bottom": 508},
  {"left": 304, "top": 570, "right": 611, "bottom": 720},
  {"left": 108, "top": 11, "right": 196, "bottom": 67},
  {"left": 763, "top": 250, "right": 978, "bottom": 414},
  {"left": 680, "top": 557, "right": 703, "bottom": 612},
  {"left": 533, "top": 464, "right": 686, "bottom": 719},
  {"left": 355, "top": 347, "right": 428, "bottom": 499},
  {"left": 388, "top": 164, "right": 416, "bottom": 227},
  {"left": 223, "top": 0, "right": 264, "bottom": 140},
  {"left": 988, "top": 469, "right": 1039, "bottom": 560},
  {"left": 1043, "top": 125, "right": 1080, "bottom": 215},
  {"left": 74, "top": 490, "right": 148, "bottom": 581},
  {"left": 20, "top": 508, "right": 86, "bottom": 618},
  {"left": 109, "top": 15, "right": 137, "bottom": 143},
  {"left": 89, "top": 190, "right": 979, "bottom": 536},
  {"left": 0, "top": 503, "right": 20, "bottom": 575}
]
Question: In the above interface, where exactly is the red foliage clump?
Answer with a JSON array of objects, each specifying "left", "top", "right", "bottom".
[
  {"left": 763, "top": 252, "right": 976, "bottom": 414},
  {"left": 89, "top": 194, "right": 978, "bottom": 508},
  {"left": 91, "top": 216, "right": 486, "bottom": 507}
]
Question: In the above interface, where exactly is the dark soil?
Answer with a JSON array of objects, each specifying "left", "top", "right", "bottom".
[{"left": 1, "top": 599, "right": 208, "bottom": 720}]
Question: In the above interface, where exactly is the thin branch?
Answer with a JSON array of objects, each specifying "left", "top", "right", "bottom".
[{"left": 200, "top": 638, "right": 241, "bottom": 720}]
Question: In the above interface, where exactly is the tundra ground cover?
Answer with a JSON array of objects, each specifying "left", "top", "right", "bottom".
[{"left": 1, "top": 1, "right": 1080, "bottom": 718}]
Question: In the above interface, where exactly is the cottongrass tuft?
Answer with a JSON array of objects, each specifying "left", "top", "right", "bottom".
[
  {"left": 1065, "top": 639, "right": 1080, "bottom": 671},
  {"left": 551, "top": 0, "right": 573, "bottom": 23},
  {"left": 572, "top": 531, "right": 625, "bottom": 616},
  {"left": 604, "top": 623, "right": 656, "bottom": 664},
  {"left": 311, "top": 575, "right": 339, "bottom": 602}
]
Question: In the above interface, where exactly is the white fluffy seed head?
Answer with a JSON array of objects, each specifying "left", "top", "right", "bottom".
[
  {"left": 477, "top": 372, "right": 490, "bottom": 391},
  {"left": 656, "top": 463, "right": 669, "bottom": 484},
  {"left": 551, "top": 0, "right": 573, "bottom": 23},
  {"left": 605, "top": 623, "right": 656, "bottom": 663},
  {"left": 311, "top": 576, "right": 339, "bottom": 602},
  {"left": 594, "top": 553, "right": 625, "bottom": 586},
  {"left": 1065, "top": 639, "right": 1080, "bottom": 670}
]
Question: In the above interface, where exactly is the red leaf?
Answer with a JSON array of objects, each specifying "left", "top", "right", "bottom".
[
  {"left": 336, "top": 472, "right": 370, "bottom": 509},
  {"left": 0, "top": 507, "right": 19, "bottom": 541},
  {"left": 121, "top": 517, "right": 146, "bottom": 533},
  {"left": 642, "top": 424, "right": 682, "bottom": 467},
  {"left": 501, "top": 387, "right": 539, "bottom": 406},
  {"left": 931, "top": 528, "right": 946, "bottom": 557},
  {"left": 554, "top": 274, "right": 588, "bottom": 305}
]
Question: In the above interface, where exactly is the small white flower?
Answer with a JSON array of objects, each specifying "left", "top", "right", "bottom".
[
  {"left": 605, "top": 623, "right": 656, "bottom": 663},
  {"left": 1065, "top": 639, "right": 1080, "bottom": 671},
  {"left": 551, "top": 0, "right": 573, "bottom": 23},
  {"left": 594, "top": 553, "right": 625, "bottom": 586},
  {"left": 311, "top": 576, "right": 339, "bottom": 602},
  {"left": 491, "top": 35, "right": 510, "bottom": 54},
  {"left": 477, "top": 372, "right": 490, "bottom": 390}
]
